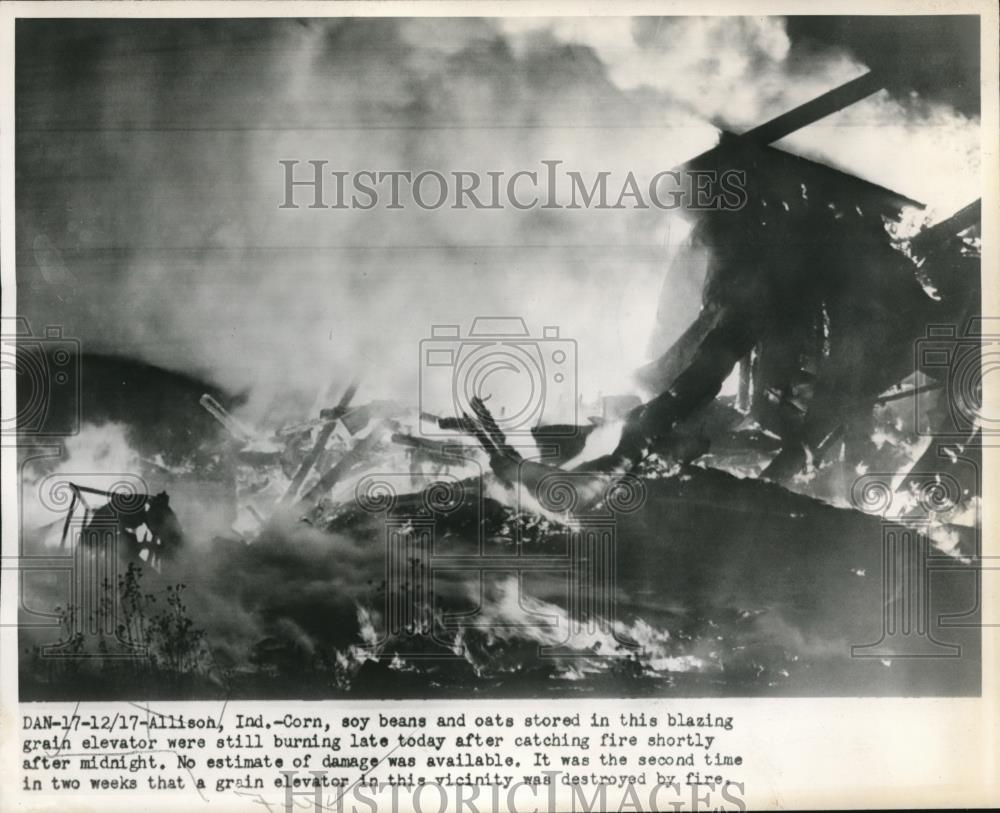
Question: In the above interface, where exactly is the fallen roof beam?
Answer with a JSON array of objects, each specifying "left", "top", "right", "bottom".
[
  {"left": 740, "top": 71, "right": 885, "bottom": 145},
  {"left": 909, "top": 199, "right": 982, "bottom": 254}
]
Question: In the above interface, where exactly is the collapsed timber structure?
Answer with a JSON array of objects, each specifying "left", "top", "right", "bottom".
[
  {"left": 451, "top": 71, "right": 982, "bottom": 506},
  {"left": 184, "top": 70, "right": 981, "bottom": 538}
]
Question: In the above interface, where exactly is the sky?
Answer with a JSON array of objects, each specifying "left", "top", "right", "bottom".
[{"left": 15, "top": 16, "right": 982, "bottom": 421}]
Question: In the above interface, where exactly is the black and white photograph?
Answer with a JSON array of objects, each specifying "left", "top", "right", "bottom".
[
  {"left": 9, "top": 10, "right": 990, "bottom": 698},
  {"left": 1, "top": 2, "right": 997, "bottom": 810}
]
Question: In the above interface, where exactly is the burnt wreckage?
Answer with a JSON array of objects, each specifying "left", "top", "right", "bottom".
[
  {"left": 85, "top": 70, "right": 979, "bottom": 557},
  {"left": 455, "top": 71, "right": 981, "bottom": 505},
  {"left": 187, "top": 70, "right": 983, "bottom": 537}
]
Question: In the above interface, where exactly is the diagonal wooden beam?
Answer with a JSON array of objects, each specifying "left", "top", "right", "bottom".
[{"left": 740, "top": 71, "right": 885, "bottom": 145}]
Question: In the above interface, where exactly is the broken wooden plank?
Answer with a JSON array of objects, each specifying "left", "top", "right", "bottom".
[
  {"left": 280, "top": 378, "right": 360, "bottom": 504},
  {"left": 298, "top": 427, "right": 384, "bottom": 506},
  {"left": 199, "top": 394, "right": 254, "bottom": 443}
]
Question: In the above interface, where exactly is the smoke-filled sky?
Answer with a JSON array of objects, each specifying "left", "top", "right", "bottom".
[{"left": 15, "top": 16, "right": 981, "bottom": 420}]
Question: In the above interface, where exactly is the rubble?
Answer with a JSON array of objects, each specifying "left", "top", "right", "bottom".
[{"left": 97, "top": 73, "right": 981, "bottom": 567}]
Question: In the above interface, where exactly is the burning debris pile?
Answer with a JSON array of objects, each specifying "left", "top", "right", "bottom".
[
  {"left": 22, "top": 69, "right": 984, "bottom": 698},
  {"left": 198, "top": 385, "right": 488, "bottom": 543},
  {"left": 33, "top": 68, "right": 980, "bottom": 561},
  {"left": 194, "top": 71, "right": 983, "bottom": 543}
]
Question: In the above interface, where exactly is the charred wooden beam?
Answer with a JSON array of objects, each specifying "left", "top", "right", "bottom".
[
  {"left": 391, "top": 432, "right": 478, "bottom": 461},
  {"left": 587, "top": 313, "right": 758, "bottom": 475},
  {"left": 298, "top": 428, "right": 383, "bottom": 506},
  {"left": 333, "top": 399, "right": 404, "bottom": 435},
  {"left": 199, "top": 394, "right": 254, "bottom": 443},
  {"left": 684, "top": 71, "right": 923, "bottom": 215},
  {"left": 740, "top": 71, "right": 886, "bottom": 145},
  {"left": 909, "top": 199, "right": 981, "bottom": 255},
  {"left": 431, "top": 413, "right": 479, "bottom": 434}
]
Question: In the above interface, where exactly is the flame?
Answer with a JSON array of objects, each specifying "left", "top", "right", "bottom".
[{"left": 347, "top": 576, "right": 714, "bottom": 683}]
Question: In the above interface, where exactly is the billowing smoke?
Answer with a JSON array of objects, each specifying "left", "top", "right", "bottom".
[
  {"left": 502, "top": 17, "right": 980, "bottom": 215},
  {"left": 16, "top": 17, "right": 980, "bottom": 423}
]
